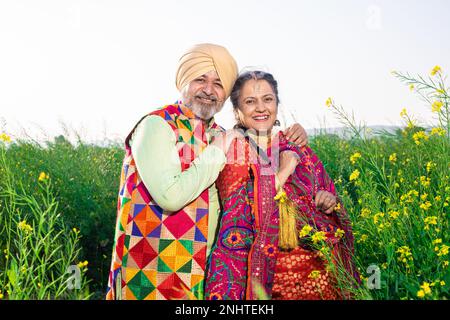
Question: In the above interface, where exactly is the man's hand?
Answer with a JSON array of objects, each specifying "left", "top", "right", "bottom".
[
  {"left": 315, "top": 190, "right": 337, "bottom": 215},
  {"left": 284, "top": 123, "right": 308, "bottom": 147}
]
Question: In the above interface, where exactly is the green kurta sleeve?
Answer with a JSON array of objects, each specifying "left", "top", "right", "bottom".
[{"left": 129, "top": 115, "right": 226, "bottom": 255}]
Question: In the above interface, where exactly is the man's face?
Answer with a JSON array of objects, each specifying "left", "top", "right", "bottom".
[{"left": 182, "top": 70, "right": 227, "bottom": 120}]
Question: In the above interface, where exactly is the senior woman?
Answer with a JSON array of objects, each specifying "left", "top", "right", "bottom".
[{"left": 204, "top": 71, "right": 359, "bottom": 300}]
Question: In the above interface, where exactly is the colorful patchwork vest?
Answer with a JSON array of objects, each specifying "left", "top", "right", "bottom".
[{"left": 106, "top": 103, "right": 222, "bottom": 300}]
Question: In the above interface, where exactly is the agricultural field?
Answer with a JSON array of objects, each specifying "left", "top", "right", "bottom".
[{"left": 0, "top": 68, "right": 448, "bottom": 300}]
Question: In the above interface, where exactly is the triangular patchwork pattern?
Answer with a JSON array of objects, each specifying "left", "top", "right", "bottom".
[{"left": 106, "top": 103, "right": 224, "bottom": 300}]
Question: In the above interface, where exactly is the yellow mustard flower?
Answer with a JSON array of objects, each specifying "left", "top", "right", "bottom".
[
  {"left": 420, "top": 176, "right": 431, "bottom": 188},
  {"left": 358, "top": 234, "right": 368, "bottom": 243},
  {"left": 311, "top": 231, "right": 327, "bottom": 244},
  {"left": 325, "top": 97, "right": 333, "bottom": 107},
  {"left": 18, "top": 220, "right": 33, "bottom": 234},
  {"left": 388, "top": 211, "right": 400, "bottom": 219},
  {"left": 0, "top": 133, "right": 11, "bottom": 143},
  {"left": 419, "top": 201, "right": 431, "bottom": 211},
  {"left": 430, "top": 127, "right": 446, "bottom": 136},
  {"left": 38, "top": 172, "right": 49, "bottom": 182},
  {"left": 400, "top": 108, "right": 407, "bottom": 117},
  {"left": 420, "top": 282, "right": 432, "bottom": 295},
  {"left": 437, "top": 245, "right": 449, "bottom": 257},
  {"left": 334, "top": 202, "right": 341, "bottom": 212},
  {"left": 77, "top": 260, "right": 89, "bottom": 269},
  {"left": 389, "top": 153, "right": 397, "bottom": 163},
  {"left": 430, "top": 65, "right": 442, "bottom": 76},
  {"left": 417, "top": 289, "right": 425, "bottom": 298},
  {"left": 299, "top": 225, "right": 313, "bottom": 238},
  {"left": 406, "top": 120, "right": 415, "bottom": 129},
  {"left": 426, "top": 162, "right": 436, "bottom": 173},
  {"left": 274, "top": 190, "right": 286, "bottom": 203},
  {"left": 373, "top": 212, "right": 384, "bottom": 224},
  {"left": 360, "top": 208, "right": 371, "bottom": 218},
  {"left": 424, "top": 216, "right": 438, "bottom": 230},
  {"left": 409, "top": 84, "right": 415, "bottom": 92},
  {"left": 350, "top": 152, "right": 361, "bottom": 164},
  {"left": 432, "top": 101, "right": 443, "bottom": 113},
  {"left": 349, "top": 169, "right": 360, "bottom": 181},
  {"left": 334, "top": 228, "right": 345, "bottom": 238},
  {"left": 412, "top": 131, "right": 429, "bottom": 145},
  {"left": 396, "top": 246, "right": 413, "bottom": 264}
]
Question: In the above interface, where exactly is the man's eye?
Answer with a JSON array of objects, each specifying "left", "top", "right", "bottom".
[
  {"left": 246, "top": 100, "right": 254, "bottom": 104},
  {"left": 196, "top": 78, "right": 205, "bottom": 83},
  {"left": 264, "top": 97, "right": 273, "bottom": 102},
  {"left": 215, "top": 82, "right": 223, "bottom": 88}
]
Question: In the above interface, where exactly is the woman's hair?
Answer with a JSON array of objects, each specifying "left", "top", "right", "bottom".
[{"left": 230, "top": 70, "right": 280, "bottom": 109}]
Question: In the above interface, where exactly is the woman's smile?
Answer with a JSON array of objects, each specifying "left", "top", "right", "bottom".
[{"left": 252, "top": 114, "right": 270, "bottom": 121}]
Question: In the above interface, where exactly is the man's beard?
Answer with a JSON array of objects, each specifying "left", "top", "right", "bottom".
[{"left": 183, "top": 92, "right": 224, "bottom": 121}]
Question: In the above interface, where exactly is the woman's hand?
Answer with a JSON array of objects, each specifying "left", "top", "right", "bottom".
[
  {"left": 315, "top": 190, "right": 337, "bottom": 214},
  {"left": 276, "top": 150, "right": 300, "bottom": 189},
  {"left": 279, "top": 150, "right": 299, "bottom": 175}
]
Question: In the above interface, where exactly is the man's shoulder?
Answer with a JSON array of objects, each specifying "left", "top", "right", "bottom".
[
  {"left": 125, "top": 103, "right": 179, "bottom": 148},
  {"left": 148, "top": 102, "right": 180, "bottom": 117}
]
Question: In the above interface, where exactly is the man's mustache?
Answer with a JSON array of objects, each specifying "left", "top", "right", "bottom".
[{"left": 195, "top": 93, "right": 221, "bottom": 103}]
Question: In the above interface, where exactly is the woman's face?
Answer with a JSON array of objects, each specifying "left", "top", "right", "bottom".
[{"left": 236, "top": 79, "right": 278, "bottom": 133}]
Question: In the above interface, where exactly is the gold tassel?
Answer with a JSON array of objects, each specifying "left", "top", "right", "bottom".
[{"left": 274, "top": 190, "right": 299, "bottom": 250}]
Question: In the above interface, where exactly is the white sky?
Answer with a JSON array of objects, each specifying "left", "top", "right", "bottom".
[{"left": 1, "top": 0, "right": 449, "bottom": 142}]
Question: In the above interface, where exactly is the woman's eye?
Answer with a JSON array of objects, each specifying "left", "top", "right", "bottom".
[
  {"left": 245, "top": 100, "right": 254, "bottom": 105},
  {"left": 264, "top": 97, "right": 273, "bottom": 102}
]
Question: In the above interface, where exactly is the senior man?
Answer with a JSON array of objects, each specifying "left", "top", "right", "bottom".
[{"left": 106, "top": 43, "right": 308, "bottom": 300}]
